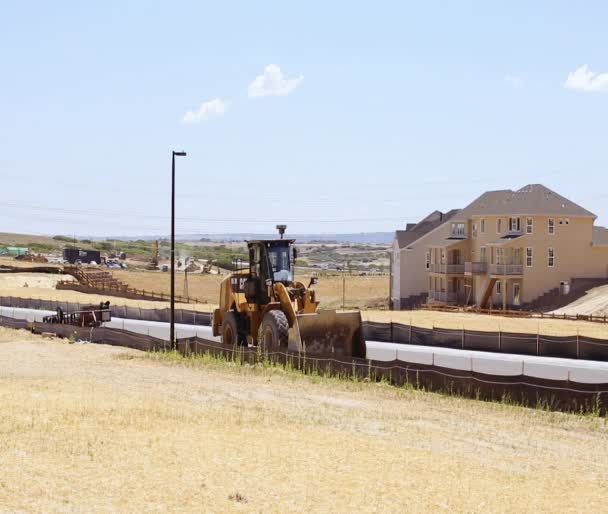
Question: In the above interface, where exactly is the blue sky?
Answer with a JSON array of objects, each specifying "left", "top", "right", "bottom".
[{"left": 1, "top": 1, "right": 607, "bottom": 236}]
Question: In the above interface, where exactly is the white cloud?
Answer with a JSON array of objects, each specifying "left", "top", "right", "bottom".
[
  {"left": 504, "top": 74, "right": 523, "bottom": 89},
  {"left": 564, "top": 65, "right": 608, "bottom": 93},
  {"left": 181, "top": 98, "right": 229, "bottom": 123},
  {"left": 248, "top": 64, "right": 303, "bottom": 98}
]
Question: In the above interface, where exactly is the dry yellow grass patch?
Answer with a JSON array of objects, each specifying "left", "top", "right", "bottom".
[
  {"left": 0, "top": 286, "right": 214, "bottom": 313},
  {"left": 364, "top": 310, "right": 608, "bottom": 339},
  {"left": 112, "top": 270, "right": 389, "bottom": 310},
  {"left": 1, "top": 337, "right": 607, "bottom": 512}
]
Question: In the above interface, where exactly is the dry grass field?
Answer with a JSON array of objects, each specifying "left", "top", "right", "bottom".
[
  {"left": 0, "top": 331, "right": 607, "bottom": 513},
  {"left": 365, "top": 310, "right": 608, "bottom": 339},
  {"left": 111, "top": 269, "right": 390, "bottom": 310},
  {"left": 3, "top": 270, "right": 608, "bottom": 337}
]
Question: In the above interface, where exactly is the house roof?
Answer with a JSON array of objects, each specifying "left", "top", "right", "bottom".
[
  {"left": 453, "top": 184, "right": 596, "bottom": 220},
  {"left": 395, "top": 209, "right": 460, "bottom": 249},
  {"left": 593, "top": 226, "right": 608, "bottom": 246}
]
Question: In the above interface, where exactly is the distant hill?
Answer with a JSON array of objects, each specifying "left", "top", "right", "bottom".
[{"left": 98, "top": 233, "right": 394, "bottom": 244}]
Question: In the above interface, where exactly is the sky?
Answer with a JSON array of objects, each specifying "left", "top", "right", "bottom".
[{"left": 1, "top": 1, "right": 607, "bottom": 237}]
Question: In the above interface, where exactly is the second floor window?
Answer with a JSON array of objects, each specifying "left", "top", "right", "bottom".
[
  {"left": 548, "top": 247, "right": 555, "bottom": 267},
  {"left": 526, "top": 247, "right": 533, "bottom": 267},
  {"left": 497, "top": 218, "right": 502, "bottom": 233},
  {"left": 481, "top": 219, "right": 486, "bottom": 233},
  {"left": 548, "top": 218, "right": 555, "bottom": 235},
  {"left": 480, "top": 246, "right": 487, "bottom": 263},
  {"left": 526, "top": 218, "right": 533, "bottom": 234},
  {"left": 509, "top": 217, "right": 521, "bottom": 232},
  {"left": 496, "top": 281, "right": 502, "bottom": 295},
  {"left": 425, "top": 251, "right": 430, "bottom": 270},
  {"left": 496, "top": 248, "right": 504, "bottom": 265},
  {"left": 451, "top": 223, "right": 465, "bottom": 237}
]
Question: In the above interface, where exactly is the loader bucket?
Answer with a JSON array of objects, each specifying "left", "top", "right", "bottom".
[{"left": 287, "top": 310, "right": 366, "bottom": 358}]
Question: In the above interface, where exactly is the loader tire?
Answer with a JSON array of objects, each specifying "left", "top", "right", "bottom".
[
  {"left": 260, "top": 310, "right": 289, "bottom": 350},
  {"left": 221, "top": 311, "right": 243, "bottom": 345}
]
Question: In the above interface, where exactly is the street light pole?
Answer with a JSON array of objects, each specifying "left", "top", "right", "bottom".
[{"left": 170, "top": 150, "right": 187, "bottom": 350}]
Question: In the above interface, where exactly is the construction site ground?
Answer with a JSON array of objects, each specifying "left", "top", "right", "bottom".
[
  {"left": 553, "top": 284, "right": 608, "bottom": 317},
  {"left": 1, "top": 331, "right": 606, "bottom": 513}
]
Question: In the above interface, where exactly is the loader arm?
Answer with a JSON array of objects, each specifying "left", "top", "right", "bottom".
[{"left": 273, "top": 282, "right": 298, "bottom": 326}]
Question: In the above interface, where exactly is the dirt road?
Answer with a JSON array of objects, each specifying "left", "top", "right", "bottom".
[{"left": 1, "top": 331, "right": 607, "bottom": 512}]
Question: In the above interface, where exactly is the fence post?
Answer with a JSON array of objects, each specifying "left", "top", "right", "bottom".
[
  {"left": 576, "top": 329, "right": 580, "bottom": 359},
  {"left": 536, "top": 326, "right": 540, "bottom": 356},
  {"left": 409, "top": 318, "right": 412, "bottom": 344},
  {"left": 461, "top": 326, "right": 465, "bottom": 349},
  {"left": 498, "top": 328, "right": 502, "bottom": 353},
  {"left": 390, "top": 322, "right": 393, "bottom": 343}
]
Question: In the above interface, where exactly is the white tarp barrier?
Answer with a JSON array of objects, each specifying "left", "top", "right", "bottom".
[
  {"left": 0, "top": 306, "right": 54, "bottom": 322},
  {"left": 105, "top": 318, "right": 218, "bottom": 342},
  {"left": 567, "top": 362, "right": 608, "bottom": 384},
  {"left": 2, "top": 308, "right": 608, "bottom": 384},
  {"left": 523, "top": 360, "right": 570, "bottom": 381},
  {"left": 364, "top": 341, "right": 397, "bottom": 362},
  {"left": 433, "top": 349, "right": 472, "bottom": 372},
  {"left": 472, "top": 352, "right": 525, "bottom": 376},
  {"left": 396, "top": 345, "right": 434, "bottom": 365}
]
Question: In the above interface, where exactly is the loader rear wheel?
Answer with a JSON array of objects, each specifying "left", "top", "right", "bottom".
[
  {"left": 221, "top": 311, "right": 243, "bottom": 345},
  {"left": 260, "top": 310, "right": 289, "bottom": 350}
]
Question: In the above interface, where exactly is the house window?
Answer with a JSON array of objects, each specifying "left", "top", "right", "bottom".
[
  {"left": 526, "top": 247, "right": 533, "bottom": 267},
  {"left": 548, "top": 218, "right": 555, "bottom": 235},
  {"left": 509, "top": 217, "right": 521, "bottom": 232},
  {"left": 526, "top": 217, "right": 533, "bottom": 234},
  {"left": 441, "top": 250, "right": 446, "bottom": 264},
  {"left": 425, "top": 251, "right": 430, "bottom": 270},
  {"left": 496, "top": 248, "right": 504, "bottom": 265},
  {"left": 480, "top": 246, "right": 487, "bottom": 263},
  {"left": 451, "top": 223, "right": 466, "bottom": 237},
  {"left": 472, "top": 223, "right": 478, "bottom": 239},
  {"left": 548, "top": 247, "right": 555, "bottom": 267},
  {"left": 496, "top": 281, "right": 502, "bottom": 295},
  {"left": 481, "top": 219, "right": 486, "bottom": 233},
  {"left": 497, "top": 218, "right": 502, "bottom": 233}
]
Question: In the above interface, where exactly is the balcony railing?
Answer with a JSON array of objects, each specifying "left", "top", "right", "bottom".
[
  {"left": 489, "top": 264, "right": 523, "bottom": 275},
  {"left": 429, "top": 263, "right": 465, "bottom": 274},
  {"left": 428, "top": 290, "right": 458, "bottom": 303},
  {"left": 464, "top": 261, "right": 488, "bottom": 274}
]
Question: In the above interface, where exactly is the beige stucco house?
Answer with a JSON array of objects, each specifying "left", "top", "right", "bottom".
[{"left": 391, "top": 184, "right": 608, "bottom": 310}]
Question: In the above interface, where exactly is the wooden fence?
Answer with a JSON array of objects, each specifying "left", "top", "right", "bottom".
[{"left": 419, "top": 303, "right": 608, "bottom": 324}]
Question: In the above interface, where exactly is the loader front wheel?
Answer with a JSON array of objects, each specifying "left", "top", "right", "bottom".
[
  {"left": 221, "top": 311, "right": 242, "bottom": 345},
  {"left": 260, "top": 310, "right": 289, "bottom": 350}
]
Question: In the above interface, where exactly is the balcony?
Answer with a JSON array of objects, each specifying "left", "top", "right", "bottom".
[
  {"left": 489, "top": 264, "right": 523, "bottom": 275},
  {"left": 429, "top": 263, "right": 465, "bottom": 274},
  {"left": 428, "top": 290, "right": 458, "bottom": 303},
  {"left": 464, "top": 261, "right": 488, "bottom": 274}
]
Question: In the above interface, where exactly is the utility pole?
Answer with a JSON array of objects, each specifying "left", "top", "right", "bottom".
[
  {"left": 170, "top": 150, "right": 187, "bottom": 350},
  {"left": 183, "top": 268, "right": 189, "bottom": 300},
  {"left": 342, "top": 269, "right": 346, "bottom": 309}
]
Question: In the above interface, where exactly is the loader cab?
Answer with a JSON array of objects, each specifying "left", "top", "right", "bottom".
[{"left": 244, "top": 239, "right": 296, "bottom": 304}]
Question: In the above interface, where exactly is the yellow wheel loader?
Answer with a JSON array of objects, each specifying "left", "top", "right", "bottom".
[{"left": 212, "top": 226, "right": 365, "bottom": 357}]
